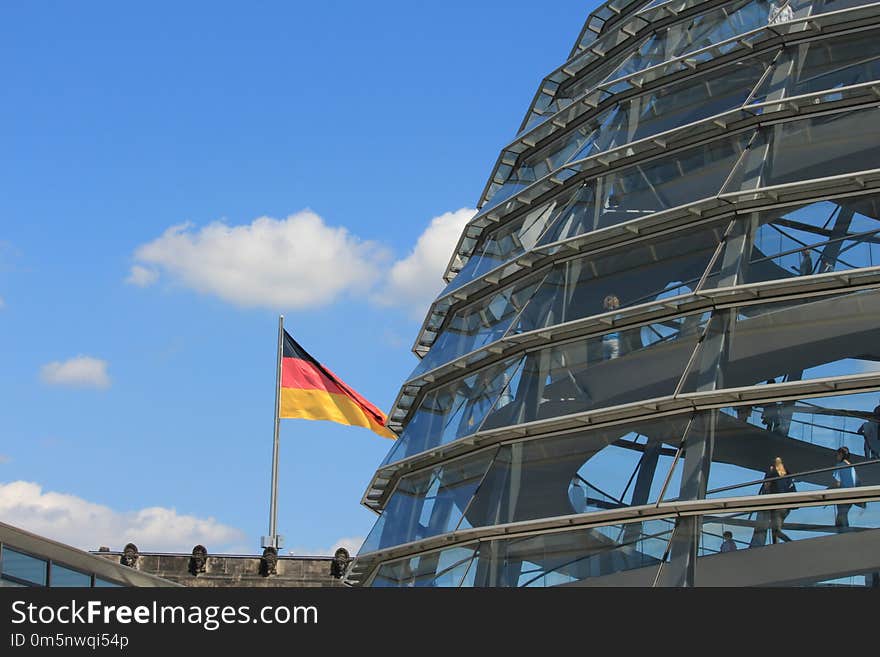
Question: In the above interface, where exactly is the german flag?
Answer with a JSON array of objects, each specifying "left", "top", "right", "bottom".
[{"left": 280, "top": 330, "right": 396, "bottom": 439}]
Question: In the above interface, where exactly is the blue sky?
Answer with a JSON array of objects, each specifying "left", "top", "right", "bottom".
[{"left": 0, "top": 0, "right": 600, "bottom": 554}]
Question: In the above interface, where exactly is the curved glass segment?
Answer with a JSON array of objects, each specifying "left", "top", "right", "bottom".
[
  {"left": 381, "top": 357, "right": 525, "bottom": 466},
  {"left": 370, "top": 389, "right": 880, "bottom": 554},
  {"left": 408, "top": 276, "right": 545, "bottom": 380},
  {"left": 360, "top": 449, "right": 497, "bottom": 554},
  {"left": 702, "top": 195, "right": 880, "bottom": 288},
  {"left": 389, "top": 312, "right": 709, "bottom": 466},
  {"left": 367, "top": 415, "right": 691, "bottom": 551},
  {"left": 540, "top": 133, "right": 752, "bottom": 244},
  {"left": 441, "top": 200, "right": 563, "bottom": 296},
  {"left": 724, "top": 105, "right": 880, "bottom": 192},
  {"left": 480, "top": 313, "right": 709, "bottom": 428},
  {"left": 750, "top": 26, "right": 880, "bottom": 105},
  {"left": 523, "top": 0, "right": 879, "bottom": 133},
  {"left": 417, "top": 222, "right": 726, "bottom": 378},
  {"left": 371, "top": 545, "right": 479, "bottom": 587},
  {"left": 454, "top": 100, "right": 880, "bottom": 301},
  {"left": 489, "top": 52, "right": 776, "bottom": 210},
  {"left": 369, "top": 495, "right": 880, "bottom": 586},
  {"left": 526, "top": 0, "right": 778, "bottom": 130},
  {"left": 478, "top": 27, "right": 880, "bottom": 267},
  {"left": 605, "top": 0, "right": 770, "bottom": 89},
  {"left": 680, "top": 289, "right": 880, "bottom": 392}
]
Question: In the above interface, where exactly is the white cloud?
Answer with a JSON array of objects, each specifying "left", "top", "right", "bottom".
[
  {"left": 375, "top": 208, "right": 475, "bottom": 318},
  {"left": 0, "top": 481, "right": 246, "bottom": 553},
  {"left": 0, "top": 455, "right": 10, "bottom": 465},
  {"left": 130, "top": 212, "right": 388, "bottom": 309},
  {"left": 40, "top": 356, "right": 111, "bottom": 389},
  {"left": 288, "top": 535, "right": 365, "bottom": 557},
  {"left": 125, "top": 264, "right": 159, "bottom": 287}
]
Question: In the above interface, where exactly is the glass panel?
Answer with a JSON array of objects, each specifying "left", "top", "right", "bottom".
[
  {"left": 381, "top": 357, "right": 525, "bottom": 466},
  {"left": 751, "top": 28, "right": 880, "bottom": 105},
  {"left": 50, "top": 564, "right": 92, "bottom": 587},
  {"left": 361, "top": 449, "right": 496, "bottom": 554},
  {"left": 441, "top": 200, "right": 563, "bottom": 295},
  {"left": 725, "top": 106, "right": 880, "bottom": 193},
  {"left": 701, "top": 497, "right": 880, "bottom": 563},
  {"left": 526, "top": 0, "right": 770, "bottom": 134},
  {"left": 541, "top": 133, "right": 751, "bottom": 244},
  {"left": 93, "top": 578, "right": 123, "bottom": 588},
  {"left": 372, "top": 495, "right": 880, "bottom": 586},
  {"left": 594, "top": 57, "right": 773, "bottom": 158},
  {"left": 481, "top": 313, "right": 709, "bottom": 429},
  {"left": 678, "top": 391, "right": 880, "bottom": 508},
  {"left": 498, "top": 51, "right": 774, "bottom": 210},
  {"left": 468, "top": 521, "right": 673, "bottom": 587},
  {"left": 1, "top": 548, "right": 47, "bottom": 586},
  {"left": 528, "top": 0, "right": 873, "bottom": 131},
  {"left": 512, "top": 222, "right": 724, "bottom": 334},
  {"left": 680, "top": 290, "right": 880, "bottom": 393},
  {"left": 463, "top": 415, "right": 690, "bottom": 530},
  {"left": 501, "top": 123, "right": 603, "bottom": 195},
  {"left": 424, "top": 220, "right": 726, "bottom": 376},
  {"left": 702, "top": 195, "right": 880, "bottom": 289},
  {"left": 409, "top": 274, "right": 545, "bottom": 379},
  {"left": 603, "top": 0, "right": 769, "bottom": 93},
  {"left": 534, "top": 54, "right": 629, "bottom": 125},
  {"left": 371, "top": 545, "right": 478, "bottom": 587},
  {"left": 375, "top": 416, "right": 693, "bottom": 549}
]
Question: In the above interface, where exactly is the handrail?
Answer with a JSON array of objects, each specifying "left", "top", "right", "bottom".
[
  {"left": 350, "top": 484, "right": 880, "bottom": 585},
  {"left": 703, "top": 457, "right": 880, "bottom": 497}
]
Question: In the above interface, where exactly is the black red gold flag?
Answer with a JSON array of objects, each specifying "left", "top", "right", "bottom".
[{"left": 279, "top": 330, "right": 395, "bottom": 439}]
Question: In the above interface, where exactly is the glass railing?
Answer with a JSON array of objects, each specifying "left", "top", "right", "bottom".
[{"left": 366, "top": 491, "right": 880, "bottom": 586}]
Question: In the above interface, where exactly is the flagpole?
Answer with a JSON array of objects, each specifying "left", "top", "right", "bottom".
[{"left": 265, "top": 314, "right": 284, "bottom": 550}]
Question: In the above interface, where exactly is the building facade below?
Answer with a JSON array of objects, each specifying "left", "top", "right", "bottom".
[{"left": 92, "top": 545, "right": 350, "bottom": 588}]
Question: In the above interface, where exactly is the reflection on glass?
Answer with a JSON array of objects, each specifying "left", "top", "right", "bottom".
[
  {"left": 50, "top": 564, "right": 91, "bottom": 587},
  {"left": 701, "top": 498, "right": 880, "bottom": 564},
  {"left": 494, "top": 52, "right": 773, "bottom": 212},
  {"left": 681, "top": 290, "right": 880, "bottom": 393},
  {"left": 371, "top": 545, "right": 478, "bottom": 587},
  {"left": 418, "top": 221, "right": 724, "bottom": 379},
  {"left": 750, "top": 27, "right": 880, "bottom": 105},
  {"left": 409, "top": 276, "right": 544, "bottom": 379},
  {"left": 361, "top": 450, "right": 495, "bottom": 554},
  {"left": 541, "top": 134, "right": 750, "bottom": 244},
  {"left": 382, "top": 357, "right": 525, "bottom": 466},
  {"left": 482, "top": 313, "right": 709, "bottom": 430},
  {"left": 726, "top": 106, "right": 880, "bottom": 192},
  {"left": 442, "top": 200, "right": 563, "bottom": 295},
  {"left": 470, "top": 521, "right": 673, "bottom": 587},
  {"left": 0, "top": 548, "right": 47, "bottom": 586},
  {"left": 496, "top": 124, "right": 601, "bottom": 200},
  {"left": 603, "top": 0, "right": 768, "bottom": 93},
  {"left": 703, "top": 195, "right": 880, "bottom": 289}
]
